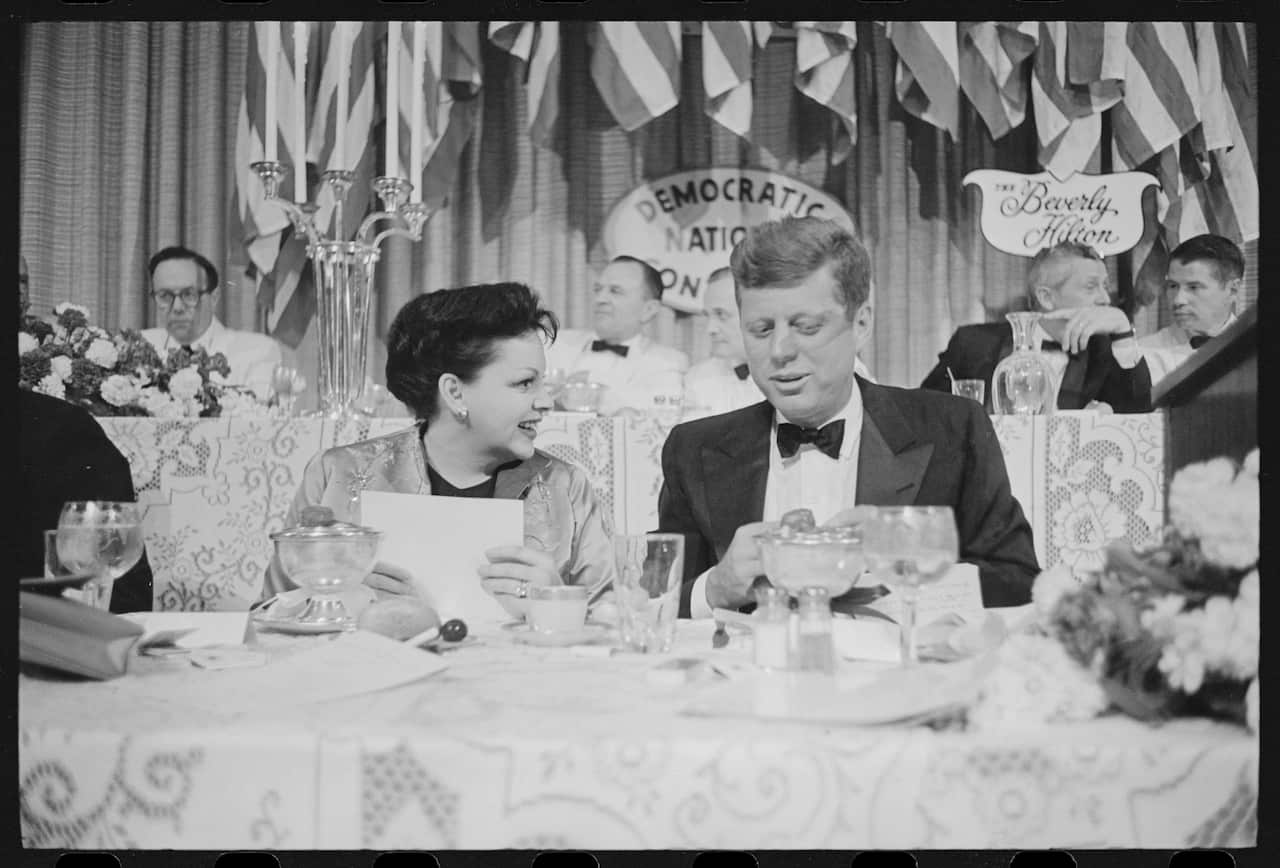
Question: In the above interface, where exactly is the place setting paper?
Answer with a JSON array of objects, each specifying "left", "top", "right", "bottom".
[{"left": 360, "top": 491, "right": 521, "bottom": 627}]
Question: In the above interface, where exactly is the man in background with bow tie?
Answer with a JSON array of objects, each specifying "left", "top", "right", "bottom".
[
  {"left": 545, "top": 255, "right": 689, "bottom": 417},
  {"left": 681, "top": 266, "right": 874, "bottom": 423},
  {"left": 920, "top": 241, "right": 1151, "bottom": 413},
  {"left": 1137, "top": 234, "right": 1243, "bottom": 389},
  {"left": 141, "top": 245, "right": 288, "bottom": 401},
  {"left": 659, "top": 217, "right": 1038, "bottom": 617}
]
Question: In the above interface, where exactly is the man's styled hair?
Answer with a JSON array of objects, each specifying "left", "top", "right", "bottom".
[
  {"left": 1025, "top": 241, "right": 1104, "bottom": 304},
  {"left": 609, "top": 255, "right": 665, "bottom": 301},
  {"left": 1168, "top": 234, "right": 1245, "bottom": 284},
  {"left": 148, "top": 246, "right": 220, "bottom": 295},
  {"left": 729, "top": 216, "right": 871, "bottom": 318},
  {"left": 385, "top": 282, "right": 559, "bottom": 423}
]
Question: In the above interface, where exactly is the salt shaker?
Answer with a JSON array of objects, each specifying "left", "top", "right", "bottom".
[
  {"left": 795, "top": 587, "right": 837, "bottom": 674},
  {"left": 752, "top": 584, "right": 791, "bottom": 671}
]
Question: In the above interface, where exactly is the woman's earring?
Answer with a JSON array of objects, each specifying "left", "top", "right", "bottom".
[{"left": 453, "top": 405, "right": 470, "bottom": 423}]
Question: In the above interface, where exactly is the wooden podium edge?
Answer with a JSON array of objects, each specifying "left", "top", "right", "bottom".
[{"left": 1152, "top": 304, "right": 1257, "bottom": 408}]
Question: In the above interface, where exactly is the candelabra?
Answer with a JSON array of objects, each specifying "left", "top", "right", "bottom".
[{"left": 251, "top": 161, "right": 431, "bottom": 420}]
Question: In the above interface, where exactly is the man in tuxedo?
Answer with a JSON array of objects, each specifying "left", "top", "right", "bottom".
[
  {"left": 1137, "top": 234, "right": 1243, "bottom": 388},
  {"left": 18, "top": 259, "right": 153, "bottom": 612},
  {"left": 920, "top": 241, "right": 1152, "bottom": 413},
  {"left": 546, "top": 255, "right": 689, "bottom": 417},
  {"left": 659, "top": 217, "right": 1039, "bottom": 617},
  {"left": 141, "top": 245, "right": 288, "bottom": 401}
]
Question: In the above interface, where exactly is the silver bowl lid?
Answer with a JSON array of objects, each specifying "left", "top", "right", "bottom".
[{"left": 270, "top": 506, "right": 382, "bottom": 541}]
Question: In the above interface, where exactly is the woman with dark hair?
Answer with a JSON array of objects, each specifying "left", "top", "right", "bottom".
[{"left": 262, "top": 282, "right": 614, "bottom": 612}]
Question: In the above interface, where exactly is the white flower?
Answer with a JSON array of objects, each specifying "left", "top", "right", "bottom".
[
  {"left": 967, "top": 633, "right": 1108, "bottom": 730},
  {"left": 1031, "top": 563, "right": 1079, "bottom": 618},
  {"left": 1194, "top": 475, "right": 1258, "bottom": 570},
  {"left": 1246, "top": 679, "right": 1259, "bottom": 734},
  {"left": 34, "top": 373, "right": 65, "bottom": 399},
  {"left": 100, "top": 374, "right": 141, "bottom": 408},
  {"left": 1140, "top": 594, "right": 1185, "bottom": 638},
  {"left": 49, "top": 355, "right": 73, "bottom": 380},
  {"left": 1158, "top": 607, "right": 1210, "bottom": 694},
  {"left": 1050, "top": 489, "right": 1129, "bottom": 574},
  {"left": 85, "top": 338, "right": 119, "bottom": 369},
  {"left": 1242, "top": 449, "right": 1259, "bottom": 479},
  {"left": 138, "top": 387, "right": 183, "bottom": 418},
  {"left": 52, "top": 324, "right": 67, "bottom": 341},
  {"left": 1238, "top": 570, "right": 1258, "bottom": 608},
  {"left": 18, "top": 332, "right": 38, "bottom": 355},
  {"left": 1168, "top": 457, "right": 1238, "bottom": 539},
  {"left": 167, "top": 366, "right": 204, "bottom": 401},
  {"left": 53, "top": 302, "right": 89, "bottom": 318}
]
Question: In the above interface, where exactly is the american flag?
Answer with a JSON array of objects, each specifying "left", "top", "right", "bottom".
[
  {"left": 793, "top": 21, "right": 858, "bottom": 159},
  {"left": 490, "top": 21, "right": 561, "bottom": 148},
  {"left": 591, "top": 22, "right": 682, "bottom": 132}
]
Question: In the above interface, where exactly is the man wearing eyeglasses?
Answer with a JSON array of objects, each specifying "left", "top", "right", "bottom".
[{"left": 141, "top": 245, "right": 287, "bottom": 400}]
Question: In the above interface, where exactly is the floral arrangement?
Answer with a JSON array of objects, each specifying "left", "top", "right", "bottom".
[
  {"left": 998, "top": 449, "right": 1261, "bottom": 731},
  {"left": 19, "top": 301, "right": 273, "bottom": 418}
]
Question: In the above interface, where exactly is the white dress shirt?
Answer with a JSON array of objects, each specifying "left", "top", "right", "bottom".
[
  {"left": 688, "top": 387, "right": 865, "bottom": 617},
  {"left": 546, "top": 327, "right": 689, "bottom": 417},
  {"left": 1136, "top": 313, "right": 1237, "bottom": 389},
  {"left": 142, "top": 317, "right": 286, "bottom": 401}
]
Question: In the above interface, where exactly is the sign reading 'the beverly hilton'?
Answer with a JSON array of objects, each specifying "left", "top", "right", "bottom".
[
  {"left": 601, "top": 169, "right": 854, "bottom": 313},
  {"left": 964, "top": 168, "right": 1158, "bottom": 258}
]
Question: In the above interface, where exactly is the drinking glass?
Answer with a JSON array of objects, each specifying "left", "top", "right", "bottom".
[
  {"left": 951, "top": 379, "right": 986, "bottom": 405},
  {"left": 612, "top": 533, "right": 684, "bottom": 653},
  {"left": 56, "top": 501, "right": 145, "bottom": 611},
  {"left": 271, "top": 364, "right": 306, "bottom": 416},
  {"left": 861, "top": 506, "right": 959, "bottom": 666},
  {"left": 354, "top": 380, "right": 390, "bottom": 417}
]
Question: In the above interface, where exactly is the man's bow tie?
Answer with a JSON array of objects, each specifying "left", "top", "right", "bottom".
[
  {"left": 733, "top": 363, "right": 750, "bottom": 381},
  {"left": 776, "top": 420, "right": 845, "bottom": 460},
  {"left": 590, "top": 339, "right": 629, "bottom": 357},
  {"left": 1189, "top": 334, "right": 1210, "bottom": 349}
]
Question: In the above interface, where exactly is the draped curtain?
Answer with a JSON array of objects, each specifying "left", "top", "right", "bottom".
[{"left": 19, "top": 21, "right": 1257, "bottom": 391}]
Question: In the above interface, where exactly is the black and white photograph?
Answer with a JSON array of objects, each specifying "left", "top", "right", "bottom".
[{"left": 17, "top": 13, "right": 1259, "bottom": 854}]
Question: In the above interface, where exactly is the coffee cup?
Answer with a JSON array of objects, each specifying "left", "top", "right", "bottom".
[{"left": 526, "top": 585, "right": 589, "bottom": 634}]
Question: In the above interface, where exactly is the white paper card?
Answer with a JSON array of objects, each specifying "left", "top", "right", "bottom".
[
  {"left": 832, "top": 618, "right": 902, "bottom": 663},
  {"left": 123, "top": 611, "right": 250, "bottom": 649},
  {"left": 361, "top": 491, "right": 521, "bottom": 625},
  {"left": 864, "top": 562, "right": 986, "bottom": 625}
]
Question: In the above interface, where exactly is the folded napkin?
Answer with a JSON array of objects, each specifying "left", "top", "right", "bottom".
[{"left": 19, "top": 592, "right": 193, "bottom": 680}]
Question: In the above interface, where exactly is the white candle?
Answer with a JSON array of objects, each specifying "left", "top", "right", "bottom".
[
  {"left": 409, "top": 22, "right": 426, "bottom": 202},
  {"left": 293, "top": 22, "right": 307, "bottom": 202},
  {"left": 385, "top": 22, "right": 400, "bottom": 178},
  {"left": 333, "top": 23, "right": 350, "bottom": 171},
  {"left": 264, "top": 24, "right": 279, "bottom": 163}
]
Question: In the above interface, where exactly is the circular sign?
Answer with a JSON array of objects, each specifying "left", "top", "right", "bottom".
[{"left": 601, "top": 168, "right": 855, "bottom": 313}]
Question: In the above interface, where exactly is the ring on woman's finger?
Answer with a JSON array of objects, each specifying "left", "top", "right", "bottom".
[{"left": 517, "top": 580, "right": 529, "bottom": 599}]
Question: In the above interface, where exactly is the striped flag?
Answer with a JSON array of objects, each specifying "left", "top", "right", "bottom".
[
  {"left": 888, "top": 22, "right": 962, "bottom": 139},
  {"left": 957, "top": 21, "right": 1037, "bottom": 141},
  {"left": 418, "top": 21, "right": 483, "bottom": 211},
  {"left": 702, "top": 21, "right": 755, "bottom": 138},
  {"left": 1110, "top": 22, "right": 1200, "bottom": 171},
  {"left": 257, "top": 22, "right": 379, "bottom": 347},
  {"left": 793, "top": 22, "right": 858, "bottom": 157},
  {"left": 591, "top": 22, "right": 682, "bottom": 132},
  {"left": 489, "top": 21, "right": 561, "bottom": 147},
  {"left": 1031, "top": 21, "right": 1127, "bottom": 179}
]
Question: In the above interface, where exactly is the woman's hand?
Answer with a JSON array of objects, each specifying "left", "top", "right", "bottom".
[
  {"left": 364, "top": 560, "right": 419, "bottom": 601},
  {"left": 478, "top": 545, "right": 559, "bottom": 618}
]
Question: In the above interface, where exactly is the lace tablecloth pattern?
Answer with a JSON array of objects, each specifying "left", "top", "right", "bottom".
[
  {"left": 19, "top": 621, "right": 1254, "bottom": 850},
  {"left": 97, "top": 411, "right": 1164, "bottom": 610}
]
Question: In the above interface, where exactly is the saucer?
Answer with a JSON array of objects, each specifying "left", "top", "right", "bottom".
[
  {"left": 251, "top": 611, "right": 351, "bottom": 635},
  {"left": 503, "top": 621, "right": 613, "bottom": 647}
]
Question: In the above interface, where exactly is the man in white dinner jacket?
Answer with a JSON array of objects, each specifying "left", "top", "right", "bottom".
[
  {"left": 681, "top": 266, "right": 873, "bottom": 423},
  {"left": 1137, "top": 234, "right": 1243, "bottom": 388},
  {"left": 546, "top": 255, "right": 689, "bottom": 417},
  {"left": 141, "top": 245, "right": 287, "bottom": 400}
]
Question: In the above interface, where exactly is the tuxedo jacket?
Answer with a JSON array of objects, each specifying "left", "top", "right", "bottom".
[
  {"left": 657, "top": 378, "right": 1040, "bottom": 616},
  {"left": 920, "top": 322, "right": 1152, "bottom": 413},
  {"left": 17, "top": 389, "right": 154, "bottom": 613}
]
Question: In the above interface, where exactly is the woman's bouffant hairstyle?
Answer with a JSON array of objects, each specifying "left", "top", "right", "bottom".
[
  {"left": 385, "top": 282, "right": 558, "bottom": 422},
  {"left": 729, "top": 216, "right": 871, "bottom": 318}
]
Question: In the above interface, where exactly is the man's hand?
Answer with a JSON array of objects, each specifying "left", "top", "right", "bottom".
[
  {"left": 1039, "top": 306, "right": 1133, "bottom": 355},
  {"left": 705, "top": 520, "right": 774, "bottom": 610}
]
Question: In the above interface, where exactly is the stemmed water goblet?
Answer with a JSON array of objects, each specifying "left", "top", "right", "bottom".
[
  {"left": 55, "top": 501, "right": 145, "bottom": 611},
  {"left": 861, "top": 506, "right": 960, "bottom": 666},
  {"left": 271, "top": 364, "right": 307, "bottom": 417}
]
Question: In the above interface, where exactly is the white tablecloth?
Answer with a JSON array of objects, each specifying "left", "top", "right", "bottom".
[
  {"left": 97, "top": 411, "right": 1165, "bottom": 611},
  {"left": 19, "top": 620, "right": 1255, "bottom": 850}
]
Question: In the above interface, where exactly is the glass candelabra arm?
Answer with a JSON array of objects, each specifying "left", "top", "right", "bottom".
[{"left": 371, "top": 204, "right": 432, "bottom": 249}]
